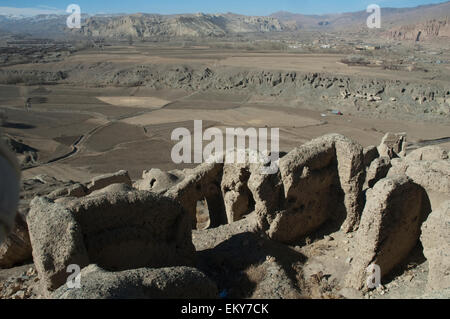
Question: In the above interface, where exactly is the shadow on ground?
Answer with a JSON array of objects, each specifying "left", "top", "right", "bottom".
[{"left": 196, "top": 231, "right": 308, "bottom": 298}]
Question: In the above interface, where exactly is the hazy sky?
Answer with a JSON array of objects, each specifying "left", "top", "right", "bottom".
[{"left": 0, "top": 0, "right": 448, "bottom": 16}]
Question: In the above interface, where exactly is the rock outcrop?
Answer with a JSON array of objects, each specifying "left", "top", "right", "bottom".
[
  {"left": 155, "top": 134, "right": 365, "bottom": 244},
  {"left": 363, "top": 145, "right": 379, "bottom": 168},
  {"left": 364, "top": 156, "right": 391, "bottom": 189},
  {"left": 52, "top": 265, "right": 218, "bottom": 299},
  {"left": 378, "top": 132, "right": 407, "bottom": 159},
  {"left": 421, "top": 201, "right": 450, "bottom": 292},
  {"left": 27, "top": 197, "right": 90, "bottom": 292},
  {"left": 48, "top": 183, "right": 87, "bottom": 199},
  {"left": 0, "top": 215, "right": 31, "bottom": 268},
  {"left": 2, "top": 135, "right": 38, "bottom": 169},
  {"left": 388, "top": 154, "right": 450, "bottom": 210},
  {"left": 258, "top": 134, "right": 365, "bottom": 243},
  {"left": 221, "top": 163, "right": 253, "bottom": 223},
  {"left": 345, "top": 176, "right": 431, "bottom": 290},
  {"left": 86, "top": 170, "right": 132, "bottom": 193},
  {"left": 27, "top": 190, "right": 195, "bottom": 293},
  {"left": 386, "top": 18, "right": 450, "bottom": 41},
  {"left": 3, "top": 63, "right": 449, "bottom": 123},
  {"left": 0, "top": 175, "right": 85, "bottom": 270},
  {"left": 166, "top": 162, "right": 227, "bottom": 228},
  {"left": 134, "top": 168, "right": 182, "bottom": 194},
  {"left": 16, "top": 133, "right": 450, "bottom": 299},
  {"left": 406, "top": 146, "right": 448, "bottom": 161}
]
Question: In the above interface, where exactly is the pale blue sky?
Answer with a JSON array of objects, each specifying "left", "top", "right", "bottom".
[{"left": 0, "top": 0, "right": 448, "bottom": 16}]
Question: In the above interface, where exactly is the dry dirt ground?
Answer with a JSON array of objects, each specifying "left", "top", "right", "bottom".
[
  {"left": 4, "top": 43, "right": 449, "bottom": 80},
  {"left": 0, "top": 78, "right": 448, "bottom": 181}
]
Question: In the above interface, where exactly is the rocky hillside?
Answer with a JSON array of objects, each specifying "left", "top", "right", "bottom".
[
  {"left": 77, "top": 13, "right": 286, "bottom": 39},
  {"left": 0, "top": 14, "right": 87, "bottom": 38},
  {"left": 271, "top": 1, "right": 450, "bottom": 30},
  {"left": 0, "top": 2, "right": 449, "bottom": 39},
  {"left": 386, "top": 17, "right": 450, "bottom": 41},
  {"left": 0, "top": 12, "right": 285, "bottom": 39},
  {"left": 0, "top": 63, "right": 448, "bottom": 123}
]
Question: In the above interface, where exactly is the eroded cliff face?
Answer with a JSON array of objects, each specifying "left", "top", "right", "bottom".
[
  {"left": 63, "top": 64, "right": 449, "bottom": 121},
  {"left": 1, "top": 63, "right": 448, "bottom": 122},
  {"left": 386, "top": 18, "right": 450, "bottom": 41}
]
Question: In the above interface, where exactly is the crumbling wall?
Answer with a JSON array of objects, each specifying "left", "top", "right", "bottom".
[
  {"left": 345, "top": 176, "right": 431, "bottom": 290},
  {"left": 27, "top": 190, "right": 195, "bottom": 293}
]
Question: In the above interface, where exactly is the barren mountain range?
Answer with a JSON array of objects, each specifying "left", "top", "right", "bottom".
[
  {"left": 0, "top": 1, "right": 449, "bottom": 40},
  {"left": 79, "top": 13, "right": 285, "bottom": 38},
  {"left": 271, "top": 1, "right": 450, "bottom": 30}
]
